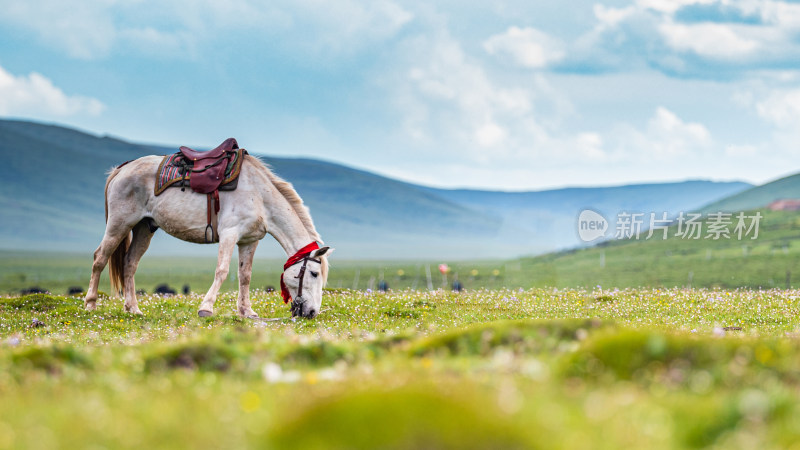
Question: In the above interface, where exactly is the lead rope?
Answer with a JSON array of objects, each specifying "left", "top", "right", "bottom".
[{"left": 254, "top": 308, "right": 332, "bottom": 322}]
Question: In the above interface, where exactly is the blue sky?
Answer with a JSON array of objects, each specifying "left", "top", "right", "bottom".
[{"left": 1, "top": 0, "right": 800, "bottom": 190}]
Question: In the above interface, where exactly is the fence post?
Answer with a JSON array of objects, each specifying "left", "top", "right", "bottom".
[{"left": 425, "top": 265, "right": 433, "bottom": 291}]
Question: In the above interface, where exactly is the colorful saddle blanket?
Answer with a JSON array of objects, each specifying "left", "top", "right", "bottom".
[{"left": 154, "top": 148, "right": 247, "bottom": 196}]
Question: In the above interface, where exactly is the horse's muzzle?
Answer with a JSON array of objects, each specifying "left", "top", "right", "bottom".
[{"left": 291, "top": 296, "right": 318, "bottom": 319}]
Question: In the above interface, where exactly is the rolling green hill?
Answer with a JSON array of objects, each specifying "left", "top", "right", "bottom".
[
  {"left": 701, "top": 172, "right": 800, "bottom": 213},
  {"left": 0, "top": 119, "right": 754, "bottom": 259},
  {"left": 514, "top": 209, "right": 800, "bottom": 289},
  {"left": 505, "top": 161, "right": 800, "bottom": 289}
]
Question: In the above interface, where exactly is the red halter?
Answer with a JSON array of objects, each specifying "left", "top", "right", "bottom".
[{"left": 280, "top": 242, "right": 320, "bottom": 304}]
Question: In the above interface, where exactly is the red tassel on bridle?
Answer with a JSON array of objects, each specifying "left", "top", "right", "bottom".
[{"left": 280, "top": 242, "right": 320, "bottom": 303}]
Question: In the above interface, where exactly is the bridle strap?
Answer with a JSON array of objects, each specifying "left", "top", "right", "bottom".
[
  {"left": 294, "top": 257, "right": 321, "bottom": 299},
  {"left": 280, "top": 242, "right": 320, "bottom": 304}
]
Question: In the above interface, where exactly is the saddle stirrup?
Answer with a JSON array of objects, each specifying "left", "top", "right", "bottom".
[{"left": 204, "top": 191, "right": 220, "bottom": 243}]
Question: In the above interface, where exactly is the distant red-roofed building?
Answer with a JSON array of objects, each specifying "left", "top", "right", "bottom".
[{"left": 767, "top": 199, "right": 800, "bottom": 211}]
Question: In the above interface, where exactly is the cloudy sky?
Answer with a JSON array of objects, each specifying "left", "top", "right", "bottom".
[{"left": 1, "top": 0, "right": 799, "bottom": 190}]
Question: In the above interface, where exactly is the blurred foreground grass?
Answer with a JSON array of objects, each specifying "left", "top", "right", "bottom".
[{"left": 2, "top": 288, "right": 800, "bottom": 448}]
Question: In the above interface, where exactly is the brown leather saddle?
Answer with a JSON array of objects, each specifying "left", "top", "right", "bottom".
[
  {"left": 179, "top": 138, "right": 239, "bottom": 195},
  {"left": 177, "top": 138, "right": 244, "bottom": 243}
]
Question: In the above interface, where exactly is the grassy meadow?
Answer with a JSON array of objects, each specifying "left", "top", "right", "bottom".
[
  {"left": 2, "top": 287, "right": 800, "bottom": 448},
  {"left": 2, "top": 209, "right": 800, "bottom": 448},
  {"left": 519, "top": 210, "right": 800, "bottom": 290}
]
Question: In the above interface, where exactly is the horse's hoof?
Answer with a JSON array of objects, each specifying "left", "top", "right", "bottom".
[
  {"left": 124, "top": 306, "right": 143, "bottom": 315},
  {"left": 245, "top": 314, "right": 260, "bottom": 320},
  {"left": 84, "top": 301, "right": 96, "bottom": 311},
  {"left": 198, "top": 310, "right": 213, "bottom": 317}
]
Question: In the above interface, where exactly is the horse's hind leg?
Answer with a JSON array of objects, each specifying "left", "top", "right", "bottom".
[
  {"left": 122, "top": 220, "right": 155, "bottom": 314},
  {"left": 85, "top": 222, "right": 130, "bottom": 311},
  {"left": 237, "top": 241, "right": 259, "bottom": 318}
]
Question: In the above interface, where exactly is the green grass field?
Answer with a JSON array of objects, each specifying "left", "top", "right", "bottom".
[
  {"left": 2, "top": 288, "right": 800, "bottom": 448},
  {"left": 2, "top": 208, "right": 800, "bottom": 448}
]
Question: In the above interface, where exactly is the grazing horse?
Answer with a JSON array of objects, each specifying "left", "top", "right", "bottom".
[{"left": 83, "top": 153, "right": 332, "bottom": 319}]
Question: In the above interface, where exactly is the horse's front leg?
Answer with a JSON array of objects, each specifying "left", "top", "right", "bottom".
[
  {"left": 198, "top": 233, "right": 237, "bottom": 317},
  {"left": 237, "top": 241, "right": 259, "bottom": 319}
]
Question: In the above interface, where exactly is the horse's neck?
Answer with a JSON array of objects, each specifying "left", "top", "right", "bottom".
[{"left": 265, "top": 198, "right": 315, "bottom": 257}]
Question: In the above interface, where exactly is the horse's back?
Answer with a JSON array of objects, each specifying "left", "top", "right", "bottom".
[
  {"left": 106, "top": 154, "right": 268, "bottom": 244},
  {"left": 107, "top": 155, "right": 162, "bottom": 191}
]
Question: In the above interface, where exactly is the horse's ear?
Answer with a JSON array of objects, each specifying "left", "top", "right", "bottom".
[{"left": 311, "top": 246, "right": 332, "bottom": 258}]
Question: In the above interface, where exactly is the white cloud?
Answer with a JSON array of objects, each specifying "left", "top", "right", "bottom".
[
  {"left": 300, "top": 0, "right": 413, "bottom": 51},
  {"left": 593, "top": 4, "right": 636, "bottom": 28},
  {"left": 658, "top": 22, "right": 760, "bottom": 59},
  {"left": 575, "top": 132, "right": 606, "bottom": 160},
  {"left": 0, "top": 65, "right": 104, "bottom": 117},
  {"left": 394, "top": 30, "right": 539, "bottom": 152},
  {"left": 0, "top": 0, "right": 413, "bottom": 60},
  {"left": 4, "top": 0, "right": 789, "bottom": 191},
  {"left": 527, "top": 108, "right": 712, "bottom": 165},
  {"left": 752, "top": 87, "right": 800, "bottom": 156},
  {"left": 759, "top": 1, "right": 800, "bottom": 28},
  {"left": 387, "top": 17, "right": 724, "bottom": 185},
  {"left": 0, "top": 0, "right": 116, "bottom": 59},
  {"left": 756, "top": 89, "right": 800, "bottom": 128},
  {"left": 720, "top": 82, "right": 800, "bottom": 162},
  {"left": 117, "top": 27, "right": 197, "bottom": 58},
  {"left": 645, "top": 106, "right": 711, "bottom": 156},
  {"left": 637, "top": 0, "right": 716, "bottom": 15},
  {"left": 483, "top": 26, "right": 565, "bottom": 69},
  {"left": 576, "top": 0, "right": 800, "bottom": 75},
  {"left": 725, "top": 144, "right": 758, "bottom": 157},
  {"left": 605, "top": 107, "right": 712, "bottom": 161},
  {"left": 475, "top": 122, "right": 507, "bottom": 147}
]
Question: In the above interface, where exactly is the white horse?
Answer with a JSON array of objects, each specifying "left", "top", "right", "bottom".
[{"left": 83, "top": 153, "right": 332, "bottom": 319}]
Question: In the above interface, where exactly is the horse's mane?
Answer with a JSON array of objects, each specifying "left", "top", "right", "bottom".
[{"left": 246, "top": 155, "right": 329, "bottom": 282}]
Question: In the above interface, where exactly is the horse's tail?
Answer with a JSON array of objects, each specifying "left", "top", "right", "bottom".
[{"left": 105, "top": 166, "right": 130, "bottom": 295}]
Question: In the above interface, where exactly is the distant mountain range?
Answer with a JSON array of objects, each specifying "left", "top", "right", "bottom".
[{"left": 0, "top": 119, "right": 759, "bottom": 259}]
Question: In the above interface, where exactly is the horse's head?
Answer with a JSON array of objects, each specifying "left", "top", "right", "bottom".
[{"left": 281, "top": 246, "right": 332, "bottom": 319}]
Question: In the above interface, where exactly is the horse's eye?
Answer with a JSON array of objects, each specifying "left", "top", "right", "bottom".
[{"left": 310, "top": 271, "right": 319, "bottom": 278}]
